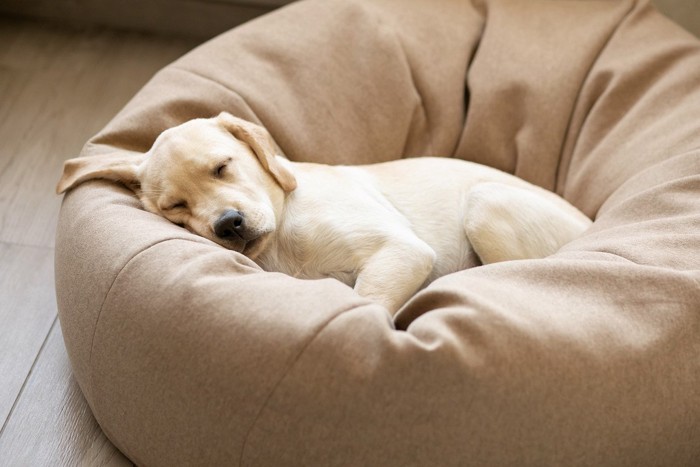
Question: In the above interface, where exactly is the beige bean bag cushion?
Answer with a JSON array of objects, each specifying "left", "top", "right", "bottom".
[{"left": 56, "top": 0, "right": 700, "bottom": 465}]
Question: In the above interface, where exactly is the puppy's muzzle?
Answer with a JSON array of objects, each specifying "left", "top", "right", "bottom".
[{"left": 214, "top": 209, "right": 257, "bottom": 242}]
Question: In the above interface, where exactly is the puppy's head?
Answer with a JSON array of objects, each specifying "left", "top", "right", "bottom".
[{"left": 57, "top": 112, "right": 297, "bottom": 258}]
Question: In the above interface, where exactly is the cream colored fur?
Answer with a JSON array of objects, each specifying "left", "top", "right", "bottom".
[{"left": 57, "top": 112, "right": 592, "bottom": 314}]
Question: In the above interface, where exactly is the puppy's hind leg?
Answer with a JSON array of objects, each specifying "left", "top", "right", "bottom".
[{"left": 464, "top": 182, "right": 592, "bottom": 265}]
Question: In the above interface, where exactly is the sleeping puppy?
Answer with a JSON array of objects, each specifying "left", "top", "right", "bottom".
[{"left": 57, "top": 112, "right": 591, "bottom": 314}]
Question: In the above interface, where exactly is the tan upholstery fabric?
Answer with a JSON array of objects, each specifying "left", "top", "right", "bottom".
[{"left": 55, "top": 0, "right": 700, "bottom": 465}]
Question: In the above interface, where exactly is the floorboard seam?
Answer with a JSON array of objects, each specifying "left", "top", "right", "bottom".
[
  {"left": 0, "top": 315, "right": 58, "bottom": 439},
  {"left": 0, "top": 239, "right": 55, "bottom": 251}
]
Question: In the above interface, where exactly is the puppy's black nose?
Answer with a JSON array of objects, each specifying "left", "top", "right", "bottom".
[{"left": 214, "top": 210, "right": 245, "bottom": 239}]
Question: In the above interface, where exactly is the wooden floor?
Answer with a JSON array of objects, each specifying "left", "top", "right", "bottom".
[{"left": 0, "top": 18, "right": 198, "bottom": 465}]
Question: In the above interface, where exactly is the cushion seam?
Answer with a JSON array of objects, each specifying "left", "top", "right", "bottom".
[
  {"left": 238, "top": 302, "right": 378, "bottom": 466},
  {"left": 167, "top": 66, "right": 263, "bottom": 125},
  {"left": 169, "top": 65, "right": 245, "bottom": 100}
]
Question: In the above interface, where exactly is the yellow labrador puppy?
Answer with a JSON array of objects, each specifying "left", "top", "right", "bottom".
[{"left": 57, "top": 112, "right": 591, "bottom": 314}]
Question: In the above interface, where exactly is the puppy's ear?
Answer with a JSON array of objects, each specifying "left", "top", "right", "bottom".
[
  {"left": 217, "top": 112, "right": 297, "bottom": 193},
  {"left": 56, "top": 151, "right": 146, "bottom": 195}
]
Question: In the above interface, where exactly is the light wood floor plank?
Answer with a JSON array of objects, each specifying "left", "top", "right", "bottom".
[
  {"left": 0, "top": 320, "right": 133, "bottom": 466},
  {"left": 0, "top": 19, "right": 197, "bottom": 248},
  {"left": 0, "top": 242, "right": 56, "bottom": 430}
]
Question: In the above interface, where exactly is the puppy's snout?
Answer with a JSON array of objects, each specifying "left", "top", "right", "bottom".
[{"left": 214, "top": 209, "right": 246, "bottom": 239}]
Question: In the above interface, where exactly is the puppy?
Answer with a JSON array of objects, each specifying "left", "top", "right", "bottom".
[{"left": 57, "top": 112, "right": 591, "bottom": 314}]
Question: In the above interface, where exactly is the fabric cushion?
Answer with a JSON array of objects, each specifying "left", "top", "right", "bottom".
[{"left": 55, "top": 0, "right": 700, "bottom": 465}]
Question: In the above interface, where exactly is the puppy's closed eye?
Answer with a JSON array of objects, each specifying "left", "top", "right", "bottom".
[
  {"left": 213, "top": 158, "right": 232, "bottom": 178},
  {"left": 166, "top": 201, "right": 188, "bottom": 211}
]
